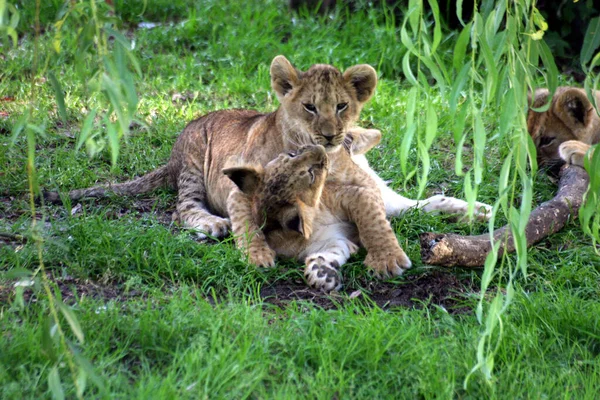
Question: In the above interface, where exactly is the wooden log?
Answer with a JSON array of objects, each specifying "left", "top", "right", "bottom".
[{"left": 419, "top": 164, "right": 590, "bottom": 267}]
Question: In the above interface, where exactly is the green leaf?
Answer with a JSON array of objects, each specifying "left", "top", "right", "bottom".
[
  {"left": 498, "top": 152, "right": 512, "bottom": 214},
  {"left": 538, "top": 40, "right": 558, "bottom": 95},
  {"left": 106, "top": 120, "right": 120, "bottom": 167},
  {"left": 69, "top": 342, "right": 106, "bottom": 392},
  {"left": 427, "top": 0, "right": 442, "bottom": 54},
  {"left": 449, "top": 62, "right": 470, "bottom": 113},
  {"left": 580, "top": 16, "right": 600, "bottom": 67},
  {"left": 417, "top": 141, "right": 430, "bottom": 198},
  {"left": 10, "top": 112, "right": 28, "bottom": 145},
  {"left": 400, "top": 124, "right": 416, "bottom": 177},
  {"left": 400, "top": 23, "right": 415, "bottom": 53},
  {"left": 41, "top": 316, "right": 58, "bottom": 364},
  {"left": 3, "top": 267, "right": 33, "bottom": 279},
  {"left": 407, "top": 0, "right": 421, "bottom": 33},
  {"left": 498, "top": 87, "right": 517, "bottom": 139},
  {"left": 453, "top": 23, "right": 472, "bottom": 72},
  {"left": 3, "top": 26, "right": 18, "bottom": 47},
  {"left": 48, "top": 366, "right": 65, "bottom": 400},
  {"left": 48, "top": 72, "right": 68, "bottom": 124},
  {"left": 402, "top": 52, "right": 418, "bottom": 86},
  {"left": 76, "top": 369, "right": 87, "bottom": 398},
  {"left": 456, "top": 0, "right": 465, "bottom": 27},
  {"left": 519, "top": 177, "right": 532, "bottom": 232},
  {"left": 101, "top": 73, "right": 128, "bottom": 136},
  {"left": 57, "top": 301, "right": 84, "bottom": 344},
  {"left": 473, "top": 113, "right": 486, "bottom": 184},
  {"left": 76, "top": 109, "right": 97, "bottom": 152},
  {"left": 424, "top": 101, "right": 437, "bottom": 149}
]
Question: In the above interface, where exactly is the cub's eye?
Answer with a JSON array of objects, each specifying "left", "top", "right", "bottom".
[
  {"left": 303, "top": 103, "right": 317, "bottom": 114},
  {"left": 336, "top": 103, "right": 348, "bottom": 112},
  {"left": 539, "top": 136, "right": 555, "bottom": 147}
]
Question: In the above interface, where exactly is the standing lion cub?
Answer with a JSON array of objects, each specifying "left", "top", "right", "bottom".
[{"left": 528, "top": 87, "right": 599, "bottom": 171}]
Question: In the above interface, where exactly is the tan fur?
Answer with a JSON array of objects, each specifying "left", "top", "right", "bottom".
[
  {"left": 228, "top": 138, "right": 405, "bottom": 291},
  {"left": 54, "top": 56, "right": 410, "bottom": 277},
  {"left": 528, "top": 87, "right": 600, "bottom": 172},
  {"left": 225, "top": 145, "right": 328, "bottom": 268}
]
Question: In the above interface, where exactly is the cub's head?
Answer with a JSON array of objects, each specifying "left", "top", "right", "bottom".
[
  {"left": 270, "top": 55, "right": 377, "bottom": 152},
  {"left": 528, "top": 86, "right": 599, "bottom": 173},
  {"left": 223, "top": 144, "right": 329, "bottom": 239}
]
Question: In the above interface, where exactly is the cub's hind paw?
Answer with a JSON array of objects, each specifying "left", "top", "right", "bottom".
[
  {"left": 304, "top": 256, "right": 342, "bottom": 292},
  {"left": 473, "top": 202, "right": 493, "bottom": 221},
  {"left": 184, "top": 215, "right": 231, "bottom": 239},
  {"left": 364, "top": 248, "right": 412, "bottom": 279},
  {"left": 456, "top": 201, "right": 493, "bottom": 222},
  {"left": 559, "top": 140, "right": 589, "bottom": 167}
]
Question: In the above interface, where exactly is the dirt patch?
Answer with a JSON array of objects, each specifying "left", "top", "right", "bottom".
[
  {"left": 261, "top": 271, "right": 476, "bottom": 313},
  {"left": 1, "top": 270, "right": 476, "bottom": 314},
  {"left": 0, "top": 274, "right": 145, "bottom": 305}
]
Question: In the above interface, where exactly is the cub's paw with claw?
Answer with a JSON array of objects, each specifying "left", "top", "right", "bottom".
[
  {"left": 364, "top": 248, "right": 412, "bottom": 279},
  {"left": 248, "top": 244, "right": 276, "bottom": 268}
]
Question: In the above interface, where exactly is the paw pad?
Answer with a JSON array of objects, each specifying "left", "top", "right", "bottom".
[{"left": 304, "top": 257, "right": 342, "bottom": 292}]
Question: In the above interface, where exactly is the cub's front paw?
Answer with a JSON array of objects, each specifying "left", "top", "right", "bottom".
[
  {"left": 304, "top": 256, "right": 342, "bottom": 292},
  {"left": 248, "top": 245, "right": 276, "bottom": 268},
  {"left": 364, "top": 248, "right": 412, "bottom": 279},
  {"left": 559, "top": 140, "right": 590, "bottom": 167}
]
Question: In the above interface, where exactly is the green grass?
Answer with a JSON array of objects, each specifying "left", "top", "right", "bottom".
[{"left": 1, "top": 0, "right": 600, "bottom": 398}]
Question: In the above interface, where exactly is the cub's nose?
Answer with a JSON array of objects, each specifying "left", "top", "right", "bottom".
[{"left": 322, "top": 134, "right": 335, "bottom": 143}]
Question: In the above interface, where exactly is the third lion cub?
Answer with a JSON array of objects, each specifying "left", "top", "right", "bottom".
[{"left": 528, "top": 87, "right": 599, "bottom": 171}]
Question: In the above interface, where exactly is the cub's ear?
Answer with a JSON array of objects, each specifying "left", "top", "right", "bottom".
[
  {"left": 529, "top": 88, "right": 550, "bottom": 109},
  {"left": 343, "top": 64, "right": 378, "bottom": 103},
  {"left": 282, "top": 202, "right": 313, "bottom": 239},
  {"left": 345, "top": 127, "right": 382, "bottom": 155},
  {"left": 526, "top": 88, "right": 551, "bottom": 138},
  {"left": 223, "top": 165, "right": 264, "bottom": 196},
  {"left": 270, "top": 55, "right": 300, "bottom": 99},
  {"left": 554, "top": 88, "right": 593, "bottom": 131}
]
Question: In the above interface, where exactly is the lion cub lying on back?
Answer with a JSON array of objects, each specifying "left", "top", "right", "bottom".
[{"left": 528, "top": 87, "right": 599, "bottom": 170}]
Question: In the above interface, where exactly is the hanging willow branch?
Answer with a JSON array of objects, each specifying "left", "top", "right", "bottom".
[{"left": 419, "top": 165, "right": 590, "bottom": 267}]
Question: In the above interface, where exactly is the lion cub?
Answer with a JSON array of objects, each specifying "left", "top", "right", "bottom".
[
  {"left": 528, "top": 87, "right": 599, "bottom": 171},
  {"left": 224, "top": 143, "right": 369, "bottom": 292}
]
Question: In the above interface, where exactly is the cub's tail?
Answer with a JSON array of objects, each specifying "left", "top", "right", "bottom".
[{"left": 44, "top": 165, "right": 170, "bottom": 204}]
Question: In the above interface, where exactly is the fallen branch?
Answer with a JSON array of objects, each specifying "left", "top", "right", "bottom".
[{"left": 420, "top": 164, "right": 590, "bottom": 267}]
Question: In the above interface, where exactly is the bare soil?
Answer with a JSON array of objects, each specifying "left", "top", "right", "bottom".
[
  {"left": 1, "top": 271, "right": 476, "bottom": 314},
  {"left": 261, "top": 271, "right": 476, "bottom": 313}
]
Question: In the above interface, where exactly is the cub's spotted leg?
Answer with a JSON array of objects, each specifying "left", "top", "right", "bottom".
[
  {"left": 352, "top": 154, "right": 492, "bottom": 220},
  {"left": 176, "top": 166, "right": 231, "bottom": 239},
  {"left": 559, "top": 140, "right": 593, "bottom": 167},
  {"left": 334, "top": 184, "right": 412, "bottom": 278},
  {"left": 227, "top": 190, "right": 276, "bottom": 268},
  {"left": 302, "top": 223, "right": 359, "bottom": 292}
]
